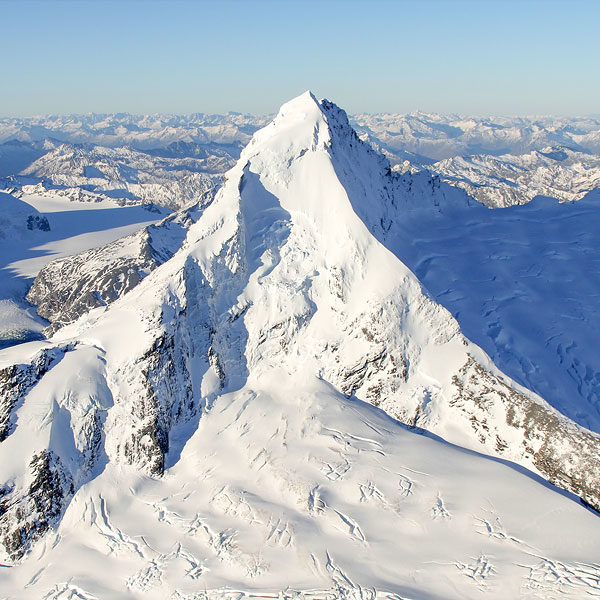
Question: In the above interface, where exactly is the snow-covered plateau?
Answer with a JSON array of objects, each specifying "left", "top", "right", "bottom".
[{"left": 0, "top": 93, "right": 599, "bottom": 599}]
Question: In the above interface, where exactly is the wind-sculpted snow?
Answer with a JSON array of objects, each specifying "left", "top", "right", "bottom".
[
  {"left": 2, "top": 378, "right": 600, "bottom": 598},
  {"left": 0, "top": 92, "right": 599, "bottom": 598}
]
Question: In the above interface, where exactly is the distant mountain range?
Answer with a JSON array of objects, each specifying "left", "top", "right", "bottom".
[
  {"left": 2, "top": 111, "right": 600, "bottom": 210},
  {"left": 0, "top": 98, "right": 600, "bottom": 599},
  {"left": 0, "top": 93, "right": 599, "bottom": 599},
  {"left": 352, "top": 112, "right": 600, "bottom": 160}
]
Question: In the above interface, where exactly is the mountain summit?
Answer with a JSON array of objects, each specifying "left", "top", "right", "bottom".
[{"left": 1, "top": 93, "right": 599, "bottom": 599}]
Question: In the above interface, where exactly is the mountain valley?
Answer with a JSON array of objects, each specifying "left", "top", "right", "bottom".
[{"left": 0, "top": 94, "right": 599, "bottom": 599}]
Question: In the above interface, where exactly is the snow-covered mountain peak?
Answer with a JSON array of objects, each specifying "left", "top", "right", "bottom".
[
  {"left": 1, "top": 94, "right": 600, "bottom": 597},
  {"left": 44, "top": 94, "right": 599, "bottom": 513},
  {"left": 241, "top": 91, "right": 373, "bottom": 168},
  {"left": 235, "top": 91, "right": 394, "bottom": 244},
  {"left": 276, "top": 90, "right": 320, "bottom": 118},
  {"left": 177, "top": 93, "right": 410, "bottom": 387},
  {"left": 242, "top": 91, "right": 329, "bottom": 163}
]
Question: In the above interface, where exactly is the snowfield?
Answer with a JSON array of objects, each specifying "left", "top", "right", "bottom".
[
  {"left": 0, "top": 93, "right": 599, "bottom": 599},
  {"left": 386, "top": 189, "right": 600, "bottom": 433},
  {"left": 2, "top": 376, "right": 600, "bottom": 599},
  {"left": 0, "top": 191, "right": 169, "bottom": 348}
]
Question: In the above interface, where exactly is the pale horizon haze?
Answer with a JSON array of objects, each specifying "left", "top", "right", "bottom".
[{"left": 1, "top": 0, "right": 598, "bottom": 117}]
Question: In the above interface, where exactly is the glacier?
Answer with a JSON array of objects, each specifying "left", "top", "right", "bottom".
[{"left": 0, "top": 92, "right": 599, "bottom": 599}]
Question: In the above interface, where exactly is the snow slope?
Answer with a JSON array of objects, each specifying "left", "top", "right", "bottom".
[
  {"left": 0, "top": 140, "right": 56, "bottom": 178},
  {"left": 381, "top": 189, "right": 600, "bottom": 433},
  {"left": 0, "top": 192, "right": 169, "bottom": 348},
  {"left": 2, "top": 376, "right": 600, "bottom": 599},
  {"left": 0, "top": 93, "right": 599, "bottom": 599}
]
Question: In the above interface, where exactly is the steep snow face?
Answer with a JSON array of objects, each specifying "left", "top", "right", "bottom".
[{"left": 0, "top": 92, "right": 600, "bottom": 597}]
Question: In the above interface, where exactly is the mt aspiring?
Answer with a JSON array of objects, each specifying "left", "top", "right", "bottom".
[{"left": 1, "top": 92, "right": 599, "bottom": 600}]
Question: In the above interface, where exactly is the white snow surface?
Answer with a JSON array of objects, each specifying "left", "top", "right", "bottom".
[
  {"left": 1, "top": 92, "right": 600, "bottom": 599},
  {"left": 0, "top": 192, "right": 169, "bottom": 347},
  {"left": 3, "top": 376, "right": 600, "bottom": 599},
  {"left": 384, "top": 189, "right": 600, "bottom": 432}
]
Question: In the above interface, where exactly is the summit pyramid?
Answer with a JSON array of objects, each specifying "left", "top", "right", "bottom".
[{"left": 1, "top": 92, "right": 599, "bottom": 599}]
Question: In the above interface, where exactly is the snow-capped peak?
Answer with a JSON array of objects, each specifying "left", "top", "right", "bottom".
[
  {"left": 50, "top": 93, "right": 600, "bottom": 511},
  {"left": 242, "top": 91, "right": 330, "bottom": 163},
  {"left": 274, "top": 90, "right": 321, "bottom": 121},
  {"left": 1, "top": 93, "right": 599, "bottom": 598}
]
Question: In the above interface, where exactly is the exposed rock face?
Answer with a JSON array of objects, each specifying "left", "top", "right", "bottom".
[
  {"left": 0, "top": 91, "right": 599, "bottom": 574},
  {"left": 0, "top": 191, "right": 53, "bottom": 242},
  {"left": 26, "top": 194, "right": 214, "bottom": 336},
  {"left": 0, "top": 450, "right": 73, "bottom": 561},
  {"left": 0, "top": 347, "right": 65, "bottom": 442},
  {"left": 450, "top": 357, "right": 600, "bottom": 511},
  {"left": 118, "top": 330, "right": 196, "bottom": 476},
  {"left": 25, "top": 215, "right": 50, "bottom": 231}
]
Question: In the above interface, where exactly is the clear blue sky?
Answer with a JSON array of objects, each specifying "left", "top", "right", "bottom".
[{"left": 1, "top": 0, "right": 598, "bottom": 117}]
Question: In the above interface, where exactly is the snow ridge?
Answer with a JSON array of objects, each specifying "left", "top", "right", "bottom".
[{"left": 0, "top": 92, "right": 599, "bottom": 599}]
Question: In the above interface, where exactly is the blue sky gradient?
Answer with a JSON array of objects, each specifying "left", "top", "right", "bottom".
[{"left": 1, "top": 0, "right": 598, "bottom": 116}]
